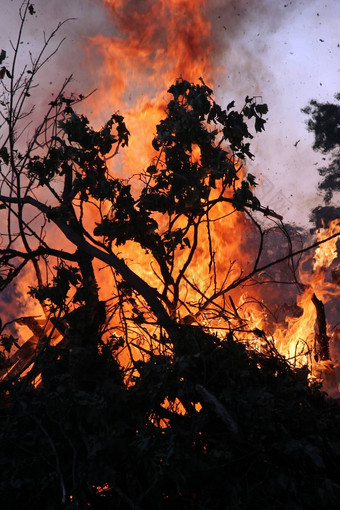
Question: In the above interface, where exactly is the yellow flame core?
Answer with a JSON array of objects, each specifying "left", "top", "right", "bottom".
[
  {"left": 314, "top": 221, "right": 339, "bottom": 272},
  {"left": 270, "top": 221, "right": 339, "bottom": 367}
]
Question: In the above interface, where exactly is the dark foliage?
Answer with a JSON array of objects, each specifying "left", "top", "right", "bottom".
[
  {"left": 1, "top": 324, "right": 340, "bottom": 509},
  {"left": 303, "top": 94, "right": 340, "bottom": 222},
  {"left": 303, "top": 95, "right": 340, "bottom": 154},
  {"left": 311, "top": 205, "right": 340, "bottom": 230}
]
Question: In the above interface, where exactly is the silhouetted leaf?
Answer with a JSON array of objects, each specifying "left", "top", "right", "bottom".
[
  {"left": 0, "top": 50, "right": 6, "bottom": 65},
  {"left": 247, "top": 173, "right": 257, "bottom": 186},
  {"left": 255, "top": 116, "right": 266, "bottom": 132},
  {"left": 255, "top": 103, "right": 268, "bottom": 115},
  {"left": 0, "top": 146, "right": 9, "bottom": 165}
]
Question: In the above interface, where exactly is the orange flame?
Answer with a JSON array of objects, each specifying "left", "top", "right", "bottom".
[
  {"left": 265, "top": 221, "right": 339, "bottom": 370},
  {"left": 86, "top": 0, "right": 215, "bottom": 173},
  {"left": 3, "top": 0, "right": 339, "bottom": 397},
  {"left": 83, "top": 2, "right": 340, "bottom": 384}
]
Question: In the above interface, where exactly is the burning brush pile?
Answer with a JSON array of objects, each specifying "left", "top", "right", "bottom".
[{"left": 0, "top": 1, "right": 340, "bottom": 508}]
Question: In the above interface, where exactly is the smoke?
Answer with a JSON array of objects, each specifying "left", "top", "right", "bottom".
[
  {"left": 210, "top": 0, "right": 339, "bottom": 226},
  {"left": 1, "top": 0, "right": 338, "bottom": 221}
]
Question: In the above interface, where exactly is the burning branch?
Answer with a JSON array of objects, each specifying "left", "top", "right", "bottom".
[{"left": 312, "top": 293, "right": 330, "bottom": 361}]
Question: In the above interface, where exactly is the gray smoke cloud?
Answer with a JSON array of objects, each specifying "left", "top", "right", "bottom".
[{"left": 1, "top": 0, "right": 339, "bottom": 225}]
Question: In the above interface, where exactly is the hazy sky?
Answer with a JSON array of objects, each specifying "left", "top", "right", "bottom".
[
  {"left": 1, "top": 0, "right": 339, "bottom": 226},
  {"left": 212, "top": 0, "right": 339, "bottom": 225}
]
